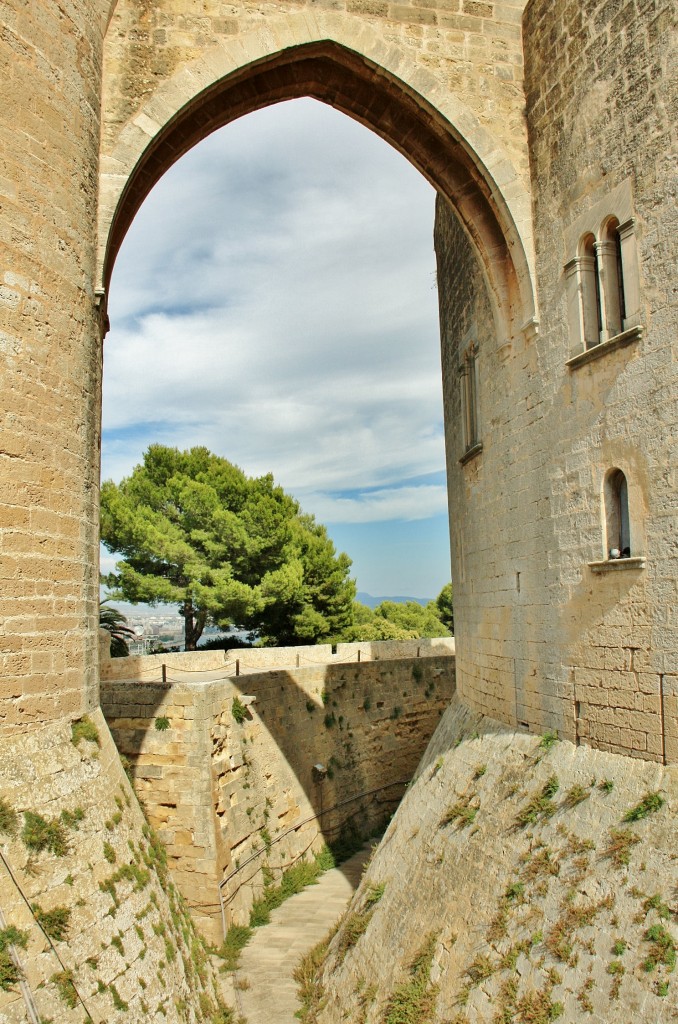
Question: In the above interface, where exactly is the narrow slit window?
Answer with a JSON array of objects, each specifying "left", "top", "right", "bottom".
[{"left": 459, "top": 341, "right": 480, "bottom": 453}]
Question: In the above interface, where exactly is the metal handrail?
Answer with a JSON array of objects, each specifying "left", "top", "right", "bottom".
[{"left": 217, "top": 778, "right": 409, "bottom": 937}]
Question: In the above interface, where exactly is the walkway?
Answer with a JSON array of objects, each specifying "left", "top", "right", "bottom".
[{"left": 231, "top": 847, "right": 371, "bottom": 1024}]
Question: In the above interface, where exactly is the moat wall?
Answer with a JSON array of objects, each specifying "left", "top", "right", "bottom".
[
  {"left": 101, "top": 640, "right": 456, "bottom": 942},
  {"left": 313, "top": 696, "right": 678, "bottom": 1023},
  {"left": 0, "top": 710, "right": 229, "bottom": 1023}
]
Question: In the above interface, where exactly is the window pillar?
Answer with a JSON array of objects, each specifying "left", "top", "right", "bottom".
[{"left": 596, "top": 239, "right": 623, "bottom": 339}]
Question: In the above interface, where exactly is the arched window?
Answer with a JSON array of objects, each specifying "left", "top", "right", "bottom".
[
  {"left": 597, "top": 218, "right": 625, "bottom": 339},
  {"left": 604, "top": 468, "right": 630, "bottom": 558},
  {"left": 579, "top": 233, "right": 602, "bottom": 348}
]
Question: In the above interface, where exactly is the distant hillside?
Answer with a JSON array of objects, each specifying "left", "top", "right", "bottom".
[{"left": 356, "top": 592, "right": 432, "bottom": 609}]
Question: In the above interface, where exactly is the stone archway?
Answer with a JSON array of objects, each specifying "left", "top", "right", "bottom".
[{"left": 98, "top": 22, "right": 537, "bottom": 348}]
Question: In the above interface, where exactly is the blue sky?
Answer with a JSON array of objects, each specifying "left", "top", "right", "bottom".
[{"left": 101, "top": 98, "right": 450, "bottom": 599}]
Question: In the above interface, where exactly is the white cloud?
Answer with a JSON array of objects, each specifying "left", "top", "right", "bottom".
[
  {"left": 303, "top": 484, "right": 449, "bottom": 524},
  {"left": 102, "top": 98, "right": 446, "bottom": 534}
]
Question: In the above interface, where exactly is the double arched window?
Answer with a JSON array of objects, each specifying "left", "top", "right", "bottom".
[{"left": 565, "top": 214, "right": 640, "bottom": 354}]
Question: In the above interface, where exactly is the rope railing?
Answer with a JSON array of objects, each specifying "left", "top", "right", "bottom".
[{"left": 216, "top": 778, "right": 409, "bottom": 937}]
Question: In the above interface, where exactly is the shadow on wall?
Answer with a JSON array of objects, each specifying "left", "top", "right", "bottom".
[{"left": 99, "top": 639, "right": 456, "bottom": 941}]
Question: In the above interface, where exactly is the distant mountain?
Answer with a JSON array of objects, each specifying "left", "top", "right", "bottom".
[{"left": 356, "top": 592, "right": 432, "bottom": 609}]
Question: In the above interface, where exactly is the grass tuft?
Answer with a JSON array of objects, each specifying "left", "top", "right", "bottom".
[
  {"left": 623, "top": 792, "right": 664, "bottom": 822},
  {"left": 71, "top": 716, "right": 100, "bottom": 747},
  {"left": 22, "top": 812, "right": 69, "bottom": 857}
]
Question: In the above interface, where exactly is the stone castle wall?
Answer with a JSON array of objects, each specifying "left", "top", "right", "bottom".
[
  {"left": 101, "top": 641, "right": 455, "bottom": 941},
  {"left": 0, "top": 2, "right": 105, "bottom": 729},
  {"left": 433, "top": 0, "right": 677, "bottom": 763},
  {"left": 0, "top": 710, "right": 229, "bottom": 1023},
  {"left": 522, "top": 0, "right": 677, "bottom": 761}
]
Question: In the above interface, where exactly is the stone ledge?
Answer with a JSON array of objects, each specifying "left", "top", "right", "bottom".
[
  {"left": 459, "top": 440, "right": 483, "bottom": 465},
  {"left": 566, "top": 324, "right": 643, "bottom": 369},
  {"left": 588, "top": 556, "right": 645, "bottom": 574}
]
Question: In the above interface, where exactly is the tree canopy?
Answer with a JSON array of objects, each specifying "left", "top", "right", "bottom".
[
  {"left": 340, "top": 588, "right": 453, "bottom": 642},
  {"left": 100, "top": 446, "right": 356, "bottom": 649}
]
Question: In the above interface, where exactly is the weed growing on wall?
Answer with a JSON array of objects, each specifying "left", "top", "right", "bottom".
[
  {"left": 232, "top": 697, "right": 247, "bottom": 724},
  {"left": 382, "top": 932, "right": 440, "bottom": 1024},
  {"left": 0, "top": 798, "right": 17, "bottom": 836},
  {"left": 71, "top": 716, "right": 100, "bottom": 747},
  {"left": 33, "top": 904, "right": 71, "bottom": 942},
  {"left": 0, "top": 925, "right": 29, "bottom": 991},
  {"left": 22, "top": 811, "right": 69, "bottom": 857},
  {"left": 51, "top": 969, "right": 78, "bottom": 1007},
  {"left": 623, "top": 792, "right": 664, "bottom": 822}
]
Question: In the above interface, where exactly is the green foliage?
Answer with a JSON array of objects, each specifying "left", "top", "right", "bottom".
[
  {"left": 341, "top": 590, "right": 451, "bottom": 642},
  {"left": 539, "top": 730, "right": 559, "bottom": 750},
  {"left": 0, "top": 925, "right": 29, "bottom": 992},
  {"left": 51, "top": 970, "right": 77, "bottom": 1008},
  {"left": 563, "top": 784, "right": 589, "bottom": 809},
  {"left": 22, "top": 812, "right": 69, "bottom": 857},
  {"left": 433, "top": 582, "right": 454, "bottom": 633},
  {"left": 623, "top": 792, "right": 665, "bottom": 822},
  {"left": 155, "top": 716, "right": 170, "bottom": 731},
  {"left": 99, "top": 600, "right": 136, "bottom": 657},
  {"left": 231, "top": 697, "right": 247, "bottom": 724},
  {"left": 516, "top": 777, "right": 559, "bottom": 827},
  {"left": 33, "top": 904, "right": 70, "bottom": 941},
  {"left": 612, "top": 939, "right": 627, "bottom": 956},
  {"left": 602, "top": 828, "right": 641, "bottom": 868},
  {"left": 60, "top": 806, "right": 85, "bottom": 830},
  {"left": 110, "top": 981, "right": 129, "bottom": 1011},
  {"left": 100, "top": 445, "right": 355, "bottom": 649},
  {"left": 293, "top": 925, "right": 338, "bottom": 1023},
  {"left": 382, "top": 933, "right": 439, "bottom": 1024},
  {"left": 71, "top": 716, "right": 100, "bottom": 747},
  {"left": 365, "top": 882, "right": 386, "bottom": 907},
  {"left": 0, "top": 798, "right": 18, "bottom": 837},
  {"left": 599, "top": 779, "right": 614, "bottom": 793},
  {"left": 103, "top": 841, "right": 116, "bottom": 864},
  {"left": 642, "top": 924, "right": 676, "bottom": 972},
  {"left": 219, "top": 924, "right": 253, "bottom": 972}
]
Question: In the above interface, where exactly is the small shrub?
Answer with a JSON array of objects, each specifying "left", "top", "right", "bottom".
[
  {"left": 60, "top": 806, "right": 85, "bottom": 830},
  {"left": 474, "top": 764, "right": 487, "bottom": 779},
  {"left": 516, "top": 777, "right": 559, "bottom": 827},
  {"left": 324, "top": 712, "right": 336, "bottom": 729},
  {"left": 602, "top": 828, "right": 641, "bottom": 868},
  {"left": 441, "top": 796, "right": 477, "bottom": 828},
  {"left": 365, "top": 882, "right": 386, "bottom": 906},
  {"left": 33, "top": 904, "right": 71, "bottom": 942},
  {"left": 22, "top": 812, "right": 68, "bottom": 857},
  {"left": 110, "top": 981, "right": 129, "bottom": 1011},
  {"left": 219, "top": 924, "right": 253, "bottom": 971},
  {"left": 103, "top": 841, "right": 116, "bottom": 864},
  {"left": 382, "top": 933, "right": 439, "bottom": 1024},
  {"left": 612, "top": 939, "right": 627, "bottom": 956},
  {"left": 643, "top": 893, "right": 671, "bottom": 920},
  {"left": 261, "top": 827, "right": 272, "bottom": 853},
  {"left": 0, "top": 798, "right": 18, "bottom": 837},
  {"left": 540, "top": 730, "right": 558, "bottom": 750},
  {"left": 71, "top": 716, "right": 100, "bottom": 747},
  {"left": 656, "top": 981, "right": 669, "bottom": 997},
  {"left": 504, "top": 881, "right": 525, "bottom": 902},
  {"left": 336, "top": 910, "right": 373, "bottom": 961},
  {"left": 0, "top": 925, "right": 29, "bottom": 991},
  {"left": 563, "top": 785, "right": 589, "bottom": 809},
  {"left": 517, "top": 989, "right": 563, "bottom": 1022},
  {"left": 51, "top": 969, "right": 77, "bottom": 1007},
  {"left": 155, "top": 716, "right": 170, "bottom": 731},
  {"left": 305, "top": 700, "right": 315, "bottom": 713},
  {"left": 599, "top": 779, "right": 614, "bottom": 793},
  {"left": 641, "top": 924, "right": 676, "bottom": 972},
  {"left": 623, "top": 792, "right": 664, "bottom": 822}
]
